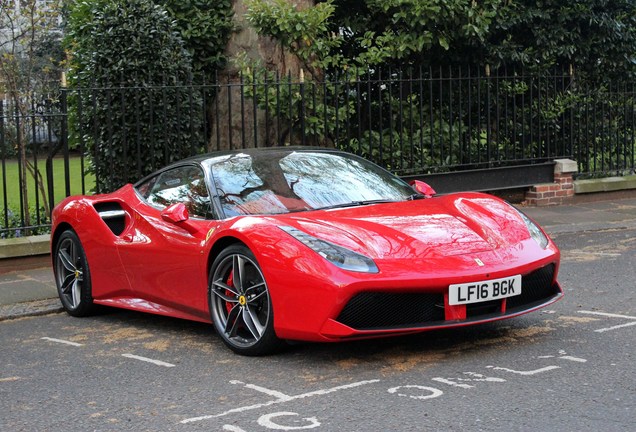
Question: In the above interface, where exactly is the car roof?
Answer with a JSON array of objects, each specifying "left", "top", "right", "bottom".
[
  {"left": 134, "top": 146, "right": 347, "bottom": 186},
  {"left": 180, "top": 146, "right": 345, "bottom": 165}
]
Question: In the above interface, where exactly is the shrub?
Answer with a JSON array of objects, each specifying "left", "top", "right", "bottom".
[
  {"left": 66, "top": 0, "right": 204, "bottom": 192},
  {"left": 0, "top": 206, "right": 50, "bottom": 239}
]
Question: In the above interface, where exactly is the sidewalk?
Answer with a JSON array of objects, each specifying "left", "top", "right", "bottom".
[
  {"left": 522, "top": 195, "right": 636, "bottom": 234},
  {"left": 1, "top": 196, "right": 635, "bottom": 320}
]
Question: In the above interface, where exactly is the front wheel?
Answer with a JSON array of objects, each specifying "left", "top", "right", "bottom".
[
  {"left": 209, "top": 245, "right": 282, "bottom": 356},
  {"left": 53, "top": 230, "right": 96, "bottom": 317}
]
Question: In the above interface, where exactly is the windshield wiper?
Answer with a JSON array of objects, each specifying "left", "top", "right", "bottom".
[
  {"left": 408, "top": 193, "right": 426, "bottom": 200},
  {"left": 315, "top": 199, "right": 400, "bottom": 211}
]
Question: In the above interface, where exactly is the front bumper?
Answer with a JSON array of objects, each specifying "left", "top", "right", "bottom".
[{"left": 319, "top": 263, "right": 562, "bottom": 339}]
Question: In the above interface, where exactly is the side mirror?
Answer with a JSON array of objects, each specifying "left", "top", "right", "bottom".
[
  {"left": 409, "top": 180, "right": 436, "bottom": 198},
  {"left": 161, "top": 203, "right": 189, "bottom": 224}
]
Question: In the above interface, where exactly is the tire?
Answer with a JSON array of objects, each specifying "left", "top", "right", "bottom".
[
  {"left": 208, "top": 244, "right": 283, "bottom": 356},
  {"left": 53, "top": 230, "right": 96, "bottom": 317}
]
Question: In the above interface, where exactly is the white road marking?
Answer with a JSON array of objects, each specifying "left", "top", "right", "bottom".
[
  {"left": 41, "top": 337, "right": 83, "bottom": 347},
  {"left": 595, "top": 322, "right": 636, "bottom": 333},
  {"left": 486, "top": 365, "right": 561, "bottom": 376},
  {"left": 289, "top": 380, "right": 380, "bottom": 400},
  {"left": 559, "top": 356, "right": 587, "bottom": 363},
  {"left": 257, "top": 412, "right": 321, "bottom": 430},
  {"left": 230, "top": 380, "right": 292, "bottom": 400},
  {"left": 463, "top": 372, "right": 507, "bottom": 382},
  {"left": 431, "top": 377, "right": 474, "bottom": 389},
  {"left": 387, "top": 385, "right": 444, "bottom": 401},
  {"left": 0, "top": 376, "right": 21, "bottom": 382},
  {"left": 538, "top": 352, "right": 587, "bottom": 363},
  {"left": 578, "top": 310, "right": 636, "bottom": 332},
  {"left": 431, "top": 372, "right": 506, "bottom": 389},
  {"left": 181, "top": 379, "right": 380, "bottom": 424},
  {"left": 578, "top": 311, "right": 636, "bottom": 320},
  {"left": 121, "top": 353, "right": 175, "bottom": 367}
]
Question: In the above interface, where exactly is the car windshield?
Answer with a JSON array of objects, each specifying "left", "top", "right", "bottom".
[{"left": 206, "top": 150, "right": 415, "bottom": 217}]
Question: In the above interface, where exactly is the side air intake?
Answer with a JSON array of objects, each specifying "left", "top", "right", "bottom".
[{"left": 94, "top": 202, "right": 126, "bottom": 236}]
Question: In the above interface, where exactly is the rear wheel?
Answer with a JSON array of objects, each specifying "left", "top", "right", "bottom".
[
  {"left": 53, "top": 230, "right": 96, "bottom": 317},
  {"left": 209, "top": 245, "right": 282, "bottom": 356}
]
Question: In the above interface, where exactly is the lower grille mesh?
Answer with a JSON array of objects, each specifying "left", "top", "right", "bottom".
[
  {"left": 507, "top": 264, "right": 558, "bottom": 311},
  {"left": 336, "top": 292, "right": 445, "bottom": 330}
]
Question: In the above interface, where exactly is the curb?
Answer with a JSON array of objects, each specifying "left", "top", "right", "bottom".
[
  {"left": 0, "top": 298, "right": 63, "bottom": 321},
  {"left": 0, "top": 234, "right": 50, "bottom": 259},
  {"left": 574, "top": 175, "right": 636, "bottom": 194}
]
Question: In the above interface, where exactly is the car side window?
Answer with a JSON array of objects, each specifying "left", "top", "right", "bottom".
[
  {"left": 144, "top": 166, "right": 212, "bottom": 219},
  {"left": 136, "top": 175, "right": 158, "bottom": 198}
]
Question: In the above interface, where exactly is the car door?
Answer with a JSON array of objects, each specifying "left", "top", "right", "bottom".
[{"left": 117, "top": 164, "right": 217, "bottom": 319}]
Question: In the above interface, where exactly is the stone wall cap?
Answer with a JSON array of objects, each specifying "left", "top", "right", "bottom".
[{"left": 554, "top": 159, "right": 578, "bottom": 174}]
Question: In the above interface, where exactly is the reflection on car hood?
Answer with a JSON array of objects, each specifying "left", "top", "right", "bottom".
[{"left": 276, "top": 193, "right": 530, "bottom": 260}]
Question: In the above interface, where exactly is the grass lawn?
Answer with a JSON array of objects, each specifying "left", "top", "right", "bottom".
[{"left": 0, "top": 156, "right": 96, "bottom": 212}]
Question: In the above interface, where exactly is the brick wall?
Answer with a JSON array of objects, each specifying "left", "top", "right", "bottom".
[{"left": 525, "top": 159, "right": 577, "bottom": 206}]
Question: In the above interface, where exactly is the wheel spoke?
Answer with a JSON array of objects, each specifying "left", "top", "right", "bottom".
[
  {"left": 232, "top": 255, "right": 244, "bottom": 293},
  {"left": 224, "top": 304, "right": 241, "bottom": 337},
  {"left": 71, "top": 280, "right": 81, "bottom": 308},
  {"left": 61, "top": 273, "right": 75, "bottom": 294},
  {"left": 212, "top": 288, "right": 239, "bottom": 303},
  {"left": 58, "top": 249, "right": 76, "bottom": 273},
  {"left": 213, "top": 279, "right": 240, "bottom": 298},
  {"left": 242, "top": 306, "right": 265, "bottom": 340},
  {"left": 244, "top": 282, "right": 266, "bottom": 296},
  {"left": 246, "top": 287, "right": 267, "bottom": 305},
  {"left": 69, "top": 241, "right": 78, "bottom": 264}
]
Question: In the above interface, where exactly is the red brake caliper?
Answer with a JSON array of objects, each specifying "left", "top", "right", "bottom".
[{"left": 225, "top": 270, "right": 235, "bottom": 314}]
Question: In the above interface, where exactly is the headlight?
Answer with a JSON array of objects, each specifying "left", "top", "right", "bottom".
[
  {"left": 280, "top": 226, "right": 379, "bottom": 273},
  {"left": 515, "top": 208, "right": 549, "bottom": 249}
]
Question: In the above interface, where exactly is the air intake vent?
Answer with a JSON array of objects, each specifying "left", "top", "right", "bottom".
[
  {"left": 336, "top": 292, "right": 445, "bottom": 330},
  {"left": 94, "top": 202, "right": 126, "bottom": 236},
  {"left": 507, "top": 264, "right": 558, "bottom": 311}
]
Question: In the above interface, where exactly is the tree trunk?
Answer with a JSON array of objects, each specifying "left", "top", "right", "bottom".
[
  {"left": 209, "top": 0, "right": 316, "bottom": 152},
  {"left": 14, "top": 98, "right": 31, "bottom": 232}
]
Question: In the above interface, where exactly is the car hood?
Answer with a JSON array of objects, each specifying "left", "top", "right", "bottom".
[{"left": 274, "top": 193, "right": 532, "bottom": 261}]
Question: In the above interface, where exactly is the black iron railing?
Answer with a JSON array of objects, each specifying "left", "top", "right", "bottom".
[{"left": 1, "top": 68, "right": 635, "bottom": 237}]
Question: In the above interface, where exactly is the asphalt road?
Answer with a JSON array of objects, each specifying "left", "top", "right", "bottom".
[{"left": 1, "top": 227, "right": 634, "bottom": 432}]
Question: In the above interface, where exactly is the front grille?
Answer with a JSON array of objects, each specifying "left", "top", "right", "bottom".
[
  {"left": 335, "top": 264, "right": 559, "bottom": 331},
  {"left": 507, "top": 264, "right": 559, "bottom": 311},
  {"left": 467, "top": 299, "right": 501, "bottom": 317},
  {"left": 336, "top": 292, "right": 445, "bottom": 330}
]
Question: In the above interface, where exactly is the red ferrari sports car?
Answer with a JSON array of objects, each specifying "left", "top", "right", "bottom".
[{"left": 51, "top": 147, "right": 562, "bottom": 355}]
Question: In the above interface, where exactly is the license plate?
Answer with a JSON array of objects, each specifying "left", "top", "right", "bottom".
[{"left": 448, "top": 275, "right": 522, "bottom": 305}]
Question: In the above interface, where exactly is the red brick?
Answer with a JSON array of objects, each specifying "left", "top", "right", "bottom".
[
  {"left": 534, "top": 184, "right": 553, "bottom": 193},
  {"left": 556, "top": 177, "right": 572, "bottom": 184}
]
